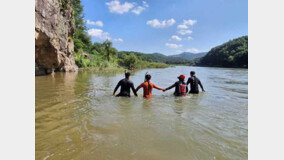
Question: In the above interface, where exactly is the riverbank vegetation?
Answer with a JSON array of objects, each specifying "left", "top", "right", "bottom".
[
  {"left": 71, "top": 0, "right": 248, "bottom": 70},
  {"left": 197, "top": 36, "right": 248, "bottom": 68},
  {"left": 71, "top": 0, "right": 169, "bottom": 70},
  {"left": 119, "top": 51, "right": 189, "bottom": 65}
]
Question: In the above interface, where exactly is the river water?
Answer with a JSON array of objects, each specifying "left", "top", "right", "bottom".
[{"left": 35, "top": 66, "right": 248, "bottom": 160}]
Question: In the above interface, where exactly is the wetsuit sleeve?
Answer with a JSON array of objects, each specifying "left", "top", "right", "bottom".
[
  {"left": 136, "top": 83, "right": 143, "bottom": 92},
  {"left": 166, "top": 83, "right": 176, "bottom": 90},
  {"left": 153, "top": 84, "right": 164, "bottom": 90},
  {"left": 198, "top": 79, "right": 205, "bottom": 91},
  {"left": 113, "top": 80, "right": 121, "bottom": 95},
  {"left": 186, "top": 85, "right": 189, "bottom": 93},
  {"left": 130, "top": 83, "right": 138, "bottom": 96},
  {"left": 186, "top": 78, "right": 191, "bottom": 85}
]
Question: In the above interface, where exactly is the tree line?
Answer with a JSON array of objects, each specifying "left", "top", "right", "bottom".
[
  {"left": 71, "top": 0, "right": 248, "bottom": 69},
  {"left": 197, "top": 36, "right": 248, "bottom": 68},
  {"left": 70, "top": 0, "right": 168, "bottom": 69}
]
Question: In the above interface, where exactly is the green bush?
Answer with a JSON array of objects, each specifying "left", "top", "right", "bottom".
[{"left": 117, "top": 52, "right": 168, "bottom": 69}]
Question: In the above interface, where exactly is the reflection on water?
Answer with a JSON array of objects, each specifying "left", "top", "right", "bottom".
[{"left": 36, "top": 66, "right": 248, "bottom": 160}]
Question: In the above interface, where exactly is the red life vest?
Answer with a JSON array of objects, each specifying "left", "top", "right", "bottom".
[{"left": 178, "top": 83, "right": 186, "bottom": 96}]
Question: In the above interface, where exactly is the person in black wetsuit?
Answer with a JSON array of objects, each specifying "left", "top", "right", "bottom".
[
  {"left": 186, "top": 71, "right": 205, "bottom": 94},
  {"left": 163, "top": 74, "right": 188, "bottom": 96},
  {"left": 113, "top": 72, "right": 138, "bottom": 97}
]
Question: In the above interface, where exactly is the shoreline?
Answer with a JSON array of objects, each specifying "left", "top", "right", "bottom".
[{"left": 35, "top": 65, "right": 249, "bottom": 77}]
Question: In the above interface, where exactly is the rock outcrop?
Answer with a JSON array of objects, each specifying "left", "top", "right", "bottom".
[{"left": 35, "top": 0, "right": 77, "bottom": 76}]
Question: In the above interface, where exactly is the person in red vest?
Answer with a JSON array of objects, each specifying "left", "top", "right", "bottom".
[
  {"left": 136, "top": 73, "right": 165, "bottom": 98},
  {"left": 164, "top": 74, "right": 188, "bottom": 96}
]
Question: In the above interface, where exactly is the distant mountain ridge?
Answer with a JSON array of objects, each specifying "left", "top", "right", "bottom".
[
  {"left": 169, "top": 52, "right": 207, "bottom": 60},
  {"left": 119, "top": 35, "right": 248, "bottom": 69},
  {"left": 118, "top": 51, "right": 207, "bottom": 65}
]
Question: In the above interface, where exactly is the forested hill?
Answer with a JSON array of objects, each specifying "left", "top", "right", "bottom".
[
  {"left": 170, "top": 52, "right": 207, "bottom": 60},
  {"left": 118, "top": 51, "right": 205, "bottom": 65},
  {"left": 197, "top": 36, "right": 248, "bottom": 68}
]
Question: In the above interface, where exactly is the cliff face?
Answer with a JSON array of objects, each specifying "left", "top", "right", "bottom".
[{"left": 35, "top": 0, "right": 77, "bottom": 76}]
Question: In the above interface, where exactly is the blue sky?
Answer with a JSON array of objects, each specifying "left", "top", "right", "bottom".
[{"left": 82, "top": 0, "right": 248, "bottom": 55}]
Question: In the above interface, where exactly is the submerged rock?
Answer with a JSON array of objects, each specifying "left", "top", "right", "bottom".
[{"left": 35, "top": 0, "right": 77, "bottom": 76}]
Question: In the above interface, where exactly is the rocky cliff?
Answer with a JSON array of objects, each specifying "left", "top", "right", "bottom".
[{"left": 35, "top": 0, "right": 77, "bottom": 76}]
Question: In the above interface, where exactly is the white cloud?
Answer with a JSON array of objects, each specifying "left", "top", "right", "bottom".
[
  {"left": 106, "top": 0, "right": 134, "bottom": 14},
  {"left": 132, "top": 1, "right": 149, "bottom": 15},
  {"left": 183, "top": 19, "right": 197, "bottom": 26},
  {"left": 177, "top": 24, "right": 188, "bottom": 29},
  {"left": 171, "top": 35, "right": 182, "bottom": 41},
  {"left": 132, "top": 6, "right": 145, "bottom": 15},
  {"left": 142, "top": 1, "right": 149, "bottom": 7},
  {"left": 113, "top": 38, "right": 123, "bottom": 42},
  {"left": 87, "top": 28, "right": 110, "bottom": 40},
  {"left": 177, "top": 29, "right": 192, "bottom": 35},
  {"left": 177, "top": 19, "right": 196, "bottom": 33},
  {"left": 106, "top": 0, "right": 148, "bottom": 15},
  {"left": 147, "top": 18, "right": 176, "bottom": 28},
  {"left": 165, "top": 43, "right": 182, "bottom": 49},
  {"left": 186, "top": 48, "right": 201, "bottom": 53},
  {"left": 187, "top": 36, "right": 193, "bottom": 40},
  {"left": 86, "top": 20, "right": 103, "bottom": 27}
]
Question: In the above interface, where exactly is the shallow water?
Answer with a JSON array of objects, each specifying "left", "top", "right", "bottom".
[{"left": 35, "top": 66, "right": 248, "bottom": 160}]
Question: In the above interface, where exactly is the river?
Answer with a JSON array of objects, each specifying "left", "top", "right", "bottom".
[{"left": 35, "top": 66, "right": 248, "bottom": 160}]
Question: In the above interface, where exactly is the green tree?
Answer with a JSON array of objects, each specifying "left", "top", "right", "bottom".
[
  {"left": 118, "top": 52, "right": 138, "bottom": 67},
  {"left": 198, "top": 36, "right": 248, "bottom": 68},
  {"left": 71, "top": 0, "right": 169, "bottom": 69},
  {"left": 72, "top": 0, "right": 92, "bottom": 52},
  {"left": 103, "top": 40, "right": 117, "bottom": 61}
]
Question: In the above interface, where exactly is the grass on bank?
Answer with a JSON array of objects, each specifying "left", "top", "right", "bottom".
[{"left": 74, "top": 51, "right": 169, "bottom": 71}]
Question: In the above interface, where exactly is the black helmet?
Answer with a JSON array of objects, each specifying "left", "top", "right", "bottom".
[
  {"left": 145, "top": 73, "right": 151, "bottom": 80},
  {"left": 125, "top": 72, "right": 131, "bottom": 77}
]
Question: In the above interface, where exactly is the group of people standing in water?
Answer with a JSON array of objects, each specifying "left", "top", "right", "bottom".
[{"left": 113, "top": 71, "right": 205, "bottom": 98}]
